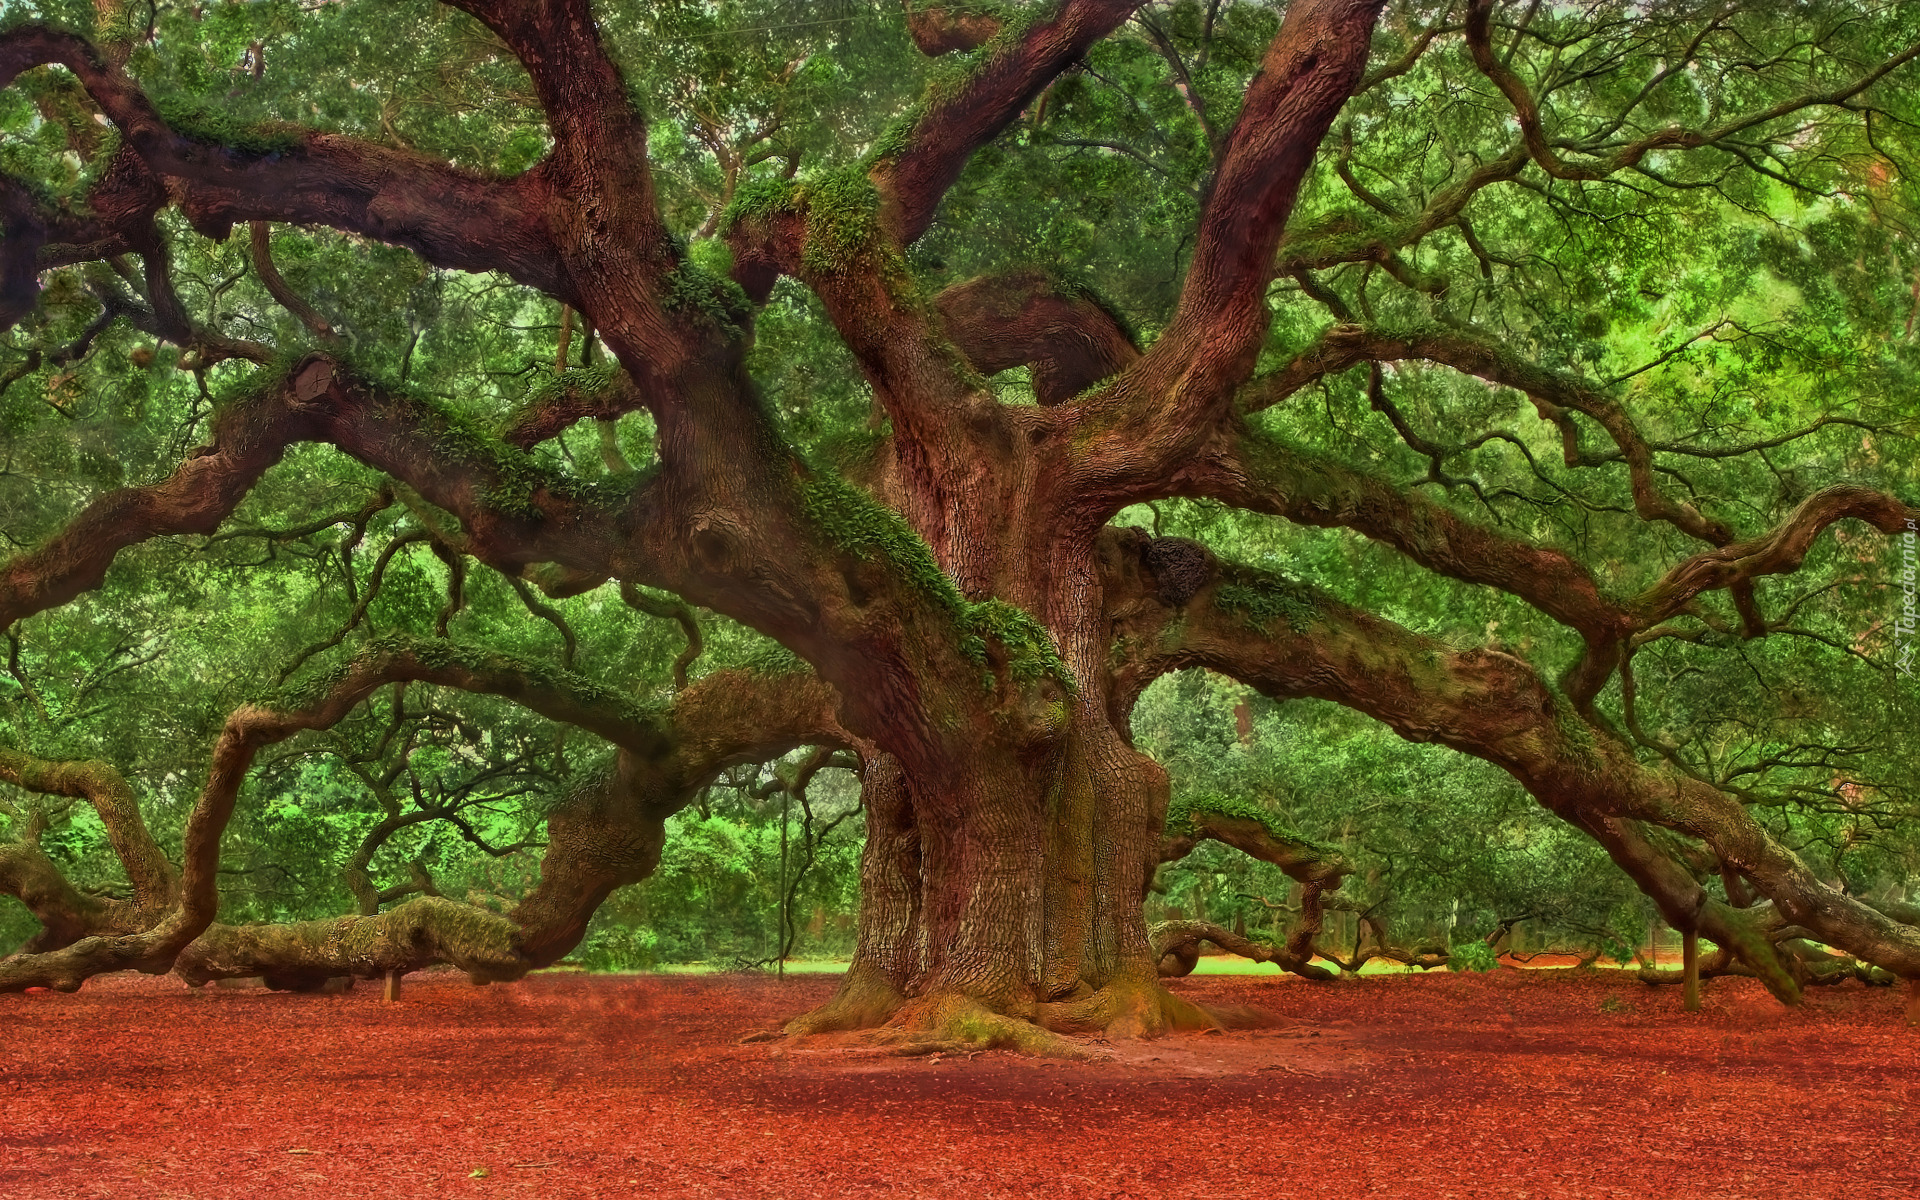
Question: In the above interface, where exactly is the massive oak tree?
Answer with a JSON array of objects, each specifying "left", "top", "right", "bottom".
[{"left": 2, "top": 0, "right": 1918, "bottom": 1047}]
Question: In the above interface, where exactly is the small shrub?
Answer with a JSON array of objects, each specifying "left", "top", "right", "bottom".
[{"left": 1449, "top": 940, "right": 1499, "bottom": 973}]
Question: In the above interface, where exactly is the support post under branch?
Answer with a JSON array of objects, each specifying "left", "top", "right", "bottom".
[
  {"left": 1682, "top": 931, "right": 1700, "bottom": 1013},
  {"left": 384, "top": 969, "right": 402, "bottom": 1003}
]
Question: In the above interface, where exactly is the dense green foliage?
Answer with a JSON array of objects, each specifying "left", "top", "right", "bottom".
[{"left": 2, "top": 0, "right": 1917, "bottom": 971}]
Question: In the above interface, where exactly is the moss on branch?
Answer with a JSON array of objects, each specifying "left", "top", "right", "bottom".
[
  {"left": 1214, "top": 577, "right": 1322, "bottom": 634},
  {"left": 799, "top": 473, "right": 1069, "bottom": 691},
  {"left": 151, "top": 95, "right": 304, "bottom": 155},
  {"left": 661, "top": 259, "right": 753, "bottom": 331},
  {"left": 720, "top": 170, "right": 888, "bottom": 276},
  {"left": 1166, "top": 795, "right": 1311, "bottom": 845}
]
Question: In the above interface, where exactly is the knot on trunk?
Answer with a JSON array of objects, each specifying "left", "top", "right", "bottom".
[{"left": 1143, "top": 537, "right": 1210, "bottom": 606}]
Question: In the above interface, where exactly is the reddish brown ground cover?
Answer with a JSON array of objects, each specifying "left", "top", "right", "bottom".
[{"left": 1, "top": 967, "right": 1913, "bottom": 1199}]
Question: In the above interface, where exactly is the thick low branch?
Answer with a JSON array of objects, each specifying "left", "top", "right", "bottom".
[
  {"left": 0, "top": 748, "right": 175, "bottom": 919},
  {"left": 176, "top": 661, "right": 856, "bottom": 984},
  {"left": 1157, "top": 798, "right": 1350, "bottom": 981},
  {"left": 0, "top": 811, "right": 145, "bottom": 952},
  {"left": 1160, "top": 800, "right": 1351, "bottom": 888},
  {"left": 1315, "top": 898, "right": 1451, "bottom": 973},
  {"left": 3, "top": 622, "right": 854, "bottom": 988},
  {"left": 1150, "top": 918, "right": 1333, "bottom": 981},
  {"left": 0, "top": 655, "right": 417, "bottom": 989},
  {"left": 1566, "top": 811, "right": 1800, "bottom": 1004},
  {"left": 0, "top": 354, "right": 639, "bottom": 631},
  {"left": 0, "top": 25, "right": 565, "bottom": 298},
  {"left": 173, "top": 896, "right": 525, "bottom": 988},
  {"left": 1098, "top": 528, "right": 1920, "bottom": 986}
]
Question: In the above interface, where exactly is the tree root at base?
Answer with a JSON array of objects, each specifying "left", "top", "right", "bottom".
[
  {"left": 871, "top": 994, "right": 1104, "bottom": 1060},
  {"left": 777, "top": 967, "right": 907, "bottom": 1036},
  {"left": 764, "top": 979, "right": 1278, "bottom": 1056}
]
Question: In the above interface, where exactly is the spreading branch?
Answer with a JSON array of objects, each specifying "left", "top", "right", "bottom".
[
  {"left": 0, "top": 24, "right": 567, "bottom": 302},
  {"left": 0, "top": 354, "right": 641, "bottom": 632},
  {"left": 1463, "top": 0, "right": 1920, "bottom": 184},
  {"left": 1097, "top": 527, "right": 1920, "bottom": 984}
]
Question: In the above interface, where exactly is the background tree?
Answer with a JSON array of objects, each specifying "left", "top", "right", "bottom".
[{"left": 1, "top": 0, "right": 1917, "bottom": 1047}]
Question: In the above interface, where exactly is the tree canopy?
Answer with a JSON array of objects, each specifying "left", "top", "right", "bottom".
[{"left": 1, "top": 0, "right": 1917, "bottom": 1047}]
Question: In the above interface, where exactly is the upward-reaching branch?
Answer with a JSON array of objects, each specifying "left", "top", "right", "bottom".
[
  {"left": 439, "top": 0, "right": 665, "bottom": 254},
  {"left": 1069, "top": 0, "right": 1385, "bottom": 501},
  {"left": 870, "top": 0, "right": 1146, "bottom": 246}
]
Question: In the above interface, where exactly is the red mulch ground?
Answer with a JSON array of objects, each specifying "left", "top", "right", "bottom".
[{"left": 1, "top": 967, "right": 1914, "bottom": 1199}]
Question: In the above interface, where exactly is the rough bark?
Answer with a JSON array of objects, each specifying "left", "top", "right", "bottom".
[{"left": 934, "top": 271, "right": 1139, "bottom": 405}]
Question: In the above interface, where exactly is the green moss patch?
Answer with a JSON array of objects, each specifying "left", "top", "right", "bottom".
[
  {"left": 153, "top": 96, "right": 304, "bottom": 155},
  {"left": 1215, "top": 577, "right": 1321, "bottom": 634},
  {"left": 1165, "top": 795, "right": 1310, "bottom": 844},
  {"left": 799, "top": 473, "right": 1069, "bottom": 692}
]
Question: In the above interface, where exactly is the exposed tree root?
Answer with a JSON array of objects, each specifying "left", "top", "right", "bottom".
[
  {"left": 872, "top": 994, "right": 1105, "bottom": 1060},
  {"left": 1635, "top": 939, "right": 1897, "bottom": 991},
  {"left": 780, "top": 966, "right": 906, "bottom": 1036},
  {"left": 771, "top": 974, "right": 1277, "bottom": 1057}
]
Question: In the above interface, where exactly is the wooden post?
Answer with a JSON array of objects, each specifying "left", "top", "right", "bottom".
[
  {"left": 1906, "top": 978, "right": 1919, "bottom": 1027},
  {"left": 1682, "top": 931, "right": 1700, "bottom": 1012},
  {"left": 384, "top": 969, "right": 401, "bottom": 1003},
  {"left": 777, "top": 789, "right": 789, "bottom": 982}
]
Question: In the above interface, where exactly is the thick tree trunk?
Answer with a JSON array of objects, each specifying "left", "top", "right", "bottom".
[{"left": 791, "top": 698, "right": 1228, "bottom": 1044}]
